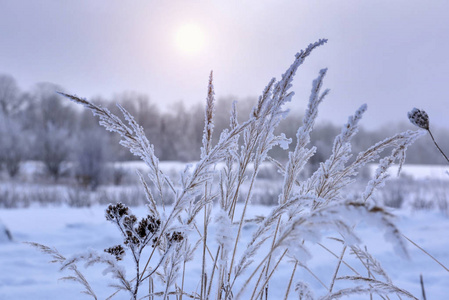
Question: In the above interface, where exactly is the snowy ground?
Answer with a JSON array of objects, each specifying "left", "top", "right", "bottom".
[
  {"left": 1, "top": 162, "right": 448, "bottom": 299},
  {"left": 368, "top": 164, "right": 449, "bottom": 181},
  {"left": 0, "top": 203, "right": 448, "bottom": 299}
]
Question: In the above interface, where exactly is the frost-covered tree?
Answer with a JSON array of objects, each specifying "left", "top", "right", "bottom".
[
  {"left": 0, "top": 113, "right": 29, "bottom": 177},
  {"left": 35, "top": 83, "right": 76, "bottom": 129},
  {"left": 28, "top": 83, "right": 76, "bottom": 180},
  {"left": 37, "top": 124, "right": 71, "bottom": 181},
  {"left": 74, "top": 129, "right": 106, "bottom": 190},
  {"left": 0, "top": 74, "right": 25, "bottom": 117},
  {"left": 157, "top": 101, "right": 204, "bottom": 161}
]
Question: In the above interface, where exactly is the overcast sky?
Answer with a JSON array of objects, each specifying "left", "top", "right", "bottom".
[{"left": 1, "top": 0, "right": 448, "bottom": 129}]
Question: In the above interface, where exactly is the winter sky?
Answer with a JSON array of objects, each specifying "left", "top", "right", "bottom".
[{"left": 1, "top": 0, "right": 448, "bottom": 130}]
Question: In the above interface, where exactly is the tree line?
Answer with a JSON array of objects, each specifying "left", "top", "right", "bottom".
[{"left": 0, "top": 73, "right": 448, "bottom": 187}]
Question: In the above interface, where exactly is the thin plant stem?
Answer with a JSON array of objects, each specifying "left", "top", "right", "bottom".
[
  {"left": 261, "top": 217, "right": 281, "bottom": 298},
  {"left": 366, "top": 246, "right": 373, "bottom": 300},
  {"left": 402, "top": 234, "right": 449, "bottom": 272},
  {"left": 229, "top": 149, "right": 255, "bottom": 222},
  {"left": 133, "top": 256, "right": 141, "bottom": 299},
  {"left": 141, "top": 246, "right": 173, "bottom": 282},
  {"left": 206, "top": 246, "right": 221, "bottom": 300},
  {"left": 229, "top": 173, "right": 245, "bottom": 222},
  {"left": 139, "top": 244, "right": 157, "bottom": 281},
  {"left": 149, "top": 276, "right": 154, "bottom": 300},
  {"left": 216, "top": 265, "right": 223, "bottom": 300},
  {"left": 299, "top": 264, "right": 328, "bottom": 290},
  {"left": 252, "top": 250, "right": 287, "bottom": 300},
  {"left": 250, "top": 264, "right": 267, "bottom": 300},
  {"left": 329, "top": 245, "right": 347, "bottom": 293},
  {"left": 420, "top": 274, "right": 427, "bottom": 300},
  {"left": 234, "top": 248, "right": 286, "bottom": 297},
  {"left": 201, "top": 185, "right": 210, "bottom": 300},
  {"left": 317, "top": 243, "right": 360, "bottom": 275},
  {"left": 180, "top": 259, "right": 186, "bottom": 300},
  {"left": 228, "top": 166, "right": 259, "bottom": 281},
  {"left": 428, "top": 129, "right": 449, "bottom": 163},
  {"left": 283, "top": 261, "right": 298, "bottom": 300},
  {"left": 350, "top": 249, "right": 375, "bottom": 278},
  {"left": 193, "top": 223, "right": 216, "bottom": 264}
]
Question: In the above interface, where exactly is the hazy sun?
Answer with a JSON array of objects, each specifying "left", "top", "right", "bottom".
[{"left": 174, "top": 23, "right": 205, "bottom": 55}]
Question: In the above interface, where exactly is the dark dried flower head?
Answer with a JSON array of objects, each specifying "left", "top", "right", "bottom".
[
  {"left": 151, "top": 237, "right": 160, "bottom": 248},
  {"left": 408, "top": 108, "right": 429, "bottom": 130},
  {"left": 104, "top": 245, "right": 125, "bottom": 261},
  {"left": 136, "top": 215, "right": 161, "bottom": 238},
  {"left": 105, "top": 203, "right": 129, "bottom": 221},
  {"left": 168, "top": 231, "right": 184, "bottom": 243},
  {"left": 124, "top": 230, "right": 140, "bottom": 246},
  {"left": 123, "top": 215, "right": 137, "bottom": 231},
  {"left": 136, "top": 219, "right": 148, "bottom": 239}
]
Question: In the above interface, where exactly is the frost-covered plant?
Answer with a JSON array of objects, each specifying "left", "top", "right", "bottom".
[
  {"left": 408, "top": 107, "right": 449, "bottom": 164},
  {"left": 32, "top": 40, "right": 426, "bottom": 299}
]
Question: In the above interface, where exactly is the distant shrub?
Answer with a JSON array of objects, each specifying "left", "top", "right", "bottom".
[
  {"left": 66, "top": 188, "right": 92, "bottom": 208},
  {"left": 379, "top": 179, "right": 410, "bottom": 208}
]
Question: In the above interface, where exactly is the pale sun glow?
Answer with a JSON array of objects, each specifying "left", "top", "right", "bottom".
[{"left": 174, "top": 23, "right": 205, "bottom": 55}]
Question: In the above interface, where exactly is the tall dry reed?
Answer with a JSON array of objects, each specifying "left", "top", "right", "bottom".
[{"left": 31, "top": 40, "right": 429, "bottom": 300}]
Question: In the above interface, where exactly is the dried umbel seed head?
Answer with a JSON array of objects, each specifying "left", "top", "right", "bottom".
[
  {"left": 168, "top": 231, "right": 184, "bottom": 243},
  {"left": 124, "top": 230, "right": 140, "bottom": 247},
  {"left": 136, "top": 215, "right": 161, "bottom": 238},
  {"left": 105, "top": 203, "right": 129, "bottom": 221},
  {"left": 151, "top": 237, "right": 160, "bottom": 248},
  {"left": 408, "top": 108, "right": 429, "bottom": 130},
  {"left": 136, "top": 219, "right": 148, "bottom": 239},
  {"left": 123, "top": 215, "right": 137, "bottom": 231},
  {"left": 104, "top": 245, "right": 125, "bottom": 261}
]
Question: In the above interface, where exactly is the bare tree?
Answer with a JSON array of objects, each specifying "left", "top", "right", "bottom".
[
  {"left": 158, "top": 101, "right": 203, "bottom": 161},
  {"left": 38, "top": 124, "right": 70, "bottom": 181},
  {"left": 0, "top": 112, "right": 29, "bottom": 178},
  {"left": 35, "top": 83, "right": 75, "bottom": 129},
  {"left": 0, "top": 74, "right": 24, "bottom": 116},
  {"left": 26, "top": 83, "right": 76, "bottom": 180},
  {"left": 74, "top": 129, "right": 105, "bottom": 190}
]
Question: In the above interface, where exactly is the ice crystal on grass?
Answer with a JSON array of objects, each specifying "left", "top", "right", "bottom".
[
  {"left": 31, "top": 39, "right": 426, "bottom": 300},
  {"left": 349, "top": 245, "right": 391, "bottom": 283}
]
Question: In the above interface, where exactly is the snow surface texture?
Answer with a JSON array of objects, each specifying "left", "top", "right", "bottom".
[{"left": 0, "top": 204, "right": 448, "bottom": 299}]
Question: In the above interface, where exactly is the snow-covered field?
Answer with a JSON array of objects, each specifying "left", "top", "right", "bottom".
[
  {"left": 368, "top": 164, "right": 449, "bottom": 181},
  {"left": 1, "top": 162, "right": 449, "bottom": 299},
  {"left": 0, "top": 204, "right": 448, "bottom": 299}
]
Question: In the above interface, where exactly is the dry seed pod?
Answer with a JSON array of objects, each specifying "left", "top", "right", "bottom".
[{"left": 407, "top": 108, "right": 429, "bottom": 130}]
